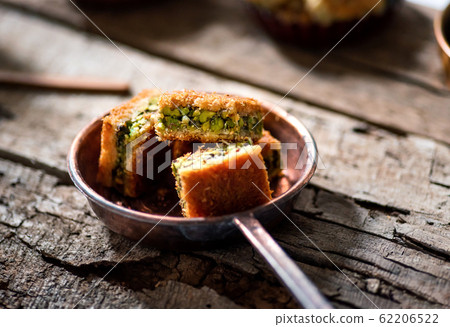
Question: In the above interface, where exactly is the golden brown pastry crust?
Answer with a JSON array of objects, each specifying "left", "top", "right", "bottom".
[
  {"left": 176, "top": 146, "right": 272, "bottom": 217},
  {"left": 159, "top": 90, "right": 263, "bottom": 115},
  {"left": 97, "top": 121, "right": 117, "bottom": 187},
  {"left": 158, "top": 129, "right": 260, "bottom": 143}
]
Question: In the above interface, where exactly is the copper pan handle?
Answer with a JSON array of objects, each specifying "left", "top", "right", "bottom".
[{"left": 233, "top": 215, "right": 332, "bottom": 309}]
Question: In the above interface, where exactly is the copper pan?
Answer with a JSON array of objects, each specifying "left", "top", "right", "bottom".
[{"left": 68, "top": 98, "right": 331, "bottom": 309}]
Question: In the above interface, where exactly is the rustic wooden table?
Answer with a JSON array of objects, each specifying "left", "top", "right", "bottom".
[{"left": 0, "top": 0, "right": 448, "bottom": 309}]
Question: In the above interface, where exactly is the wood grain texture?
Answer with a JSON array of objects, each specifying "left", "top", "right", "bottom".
[
  {"left": 0, "top": 159, "right": 241, "bottom": 308},
  {"left": 430, "top": 143, "right": 450, "bottom": 188},
  {"left": 0, "top": 158, "right": 448, "bottom": 308},
  {"left": 0, "top": 4, "right": 448, "bottom": 309},
  {"left": 1, "top": 0, "right": 449, "bottom": 144}
]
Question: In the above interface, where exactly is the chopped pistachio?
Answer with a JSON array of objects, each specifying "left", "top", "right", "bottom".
[
  {"left": 163, "top": 107, "right": 182, "bottom": 117},
  {"left": 182, "top": 115, "right": 190, "bottom": 125},
  {"left": 225, "top": 119, "right": 235, "bottom": 129},
  {"left": 199, "top": 110, "right": 216, "bottom": 123},
  {"left": 202, "top": 121, "right": 210, "bottom": 131},
  {"left": 210, "top": 117, "right": 224, "bottom": 132},
  {"left": 180, "top": 107, "right": 190, "bottom": 115}
]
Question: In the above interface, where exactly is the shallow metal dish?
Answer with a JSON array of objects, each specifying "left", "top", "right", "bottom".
[{"left": 68, "top": 98, "right": 331, "bottom": 308}]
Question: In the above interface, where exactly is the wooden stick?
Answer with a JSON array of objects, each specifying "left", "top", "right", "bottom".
[{"left": 0, "top": 71, "right": 130, "bottom": 93}]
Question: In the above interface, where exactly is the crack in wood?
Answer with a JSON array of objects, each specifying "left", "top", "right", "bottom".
[
  {"left": 295, "top": 187, "right": 450, "bottom": 261},
  {"left": 392, "top": 229, "right": 450, "bottom": 261},
  {"left": 0, "top": 149, "right": 70, "bottom": 185},
  {"left": 353, "top": 199, "right": 411, "bottom": 216}
]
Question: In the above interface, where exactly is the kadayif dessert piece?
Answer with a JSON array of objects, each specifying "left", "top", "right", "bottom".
[
  {"left": 172, "top": 143, "right": 272, "bottom": 218},
  {"left": 156, "top": 90, "right": 264, "bottom": 143},
  {"left": 97, "top": 89, "right": 161, "bottom": 197}
]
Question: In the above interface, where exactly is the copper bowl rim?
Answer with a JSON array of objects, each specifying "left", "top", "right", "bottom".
[
  {"left": 434, "top": 2, "right": 450, "bottom": 58},
  {"left": 67, "top": 98, "right": 318, "bottom": 226}
]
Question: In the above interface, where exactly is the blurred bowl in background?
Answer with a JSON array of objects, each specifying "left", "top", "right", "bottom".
[
  {"left": 245, "top": 0, "right": 404, "bottom": 47},
  {"left": 434, "top": 2, "right": 450, "bottom": 88}
]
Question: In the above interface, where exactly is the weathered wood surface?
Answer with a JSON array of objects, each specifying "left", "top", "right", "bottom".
[
  {"left": 1, "top": 158, "right": 448, "bottom": 308},
  {"left": 0, "top": 4, "right": 448, "bottom": 309},
  {"left": 1, "top": 0, "right": 450, "bottom": 145}
]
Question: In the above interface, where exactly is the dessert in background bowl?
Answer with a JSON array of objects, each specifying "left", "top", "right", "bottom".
[
  {"left": 245, "top": 0, "right": 403, "bottom": 47},
  {"left": 434, "top": 2, "right": 450, "bottom": 88}
]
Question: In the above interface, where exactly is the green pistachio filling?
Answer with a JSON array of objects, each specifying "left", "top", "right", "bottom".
[
  {"left": 158, "top": 106, "right": 263, "bottom": 137},
  {"left": 113, "top": 98, "right": 159, "bottom": 185},
  {"left": 171, "top": 161, "right": 185, "bottom": 212}
]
